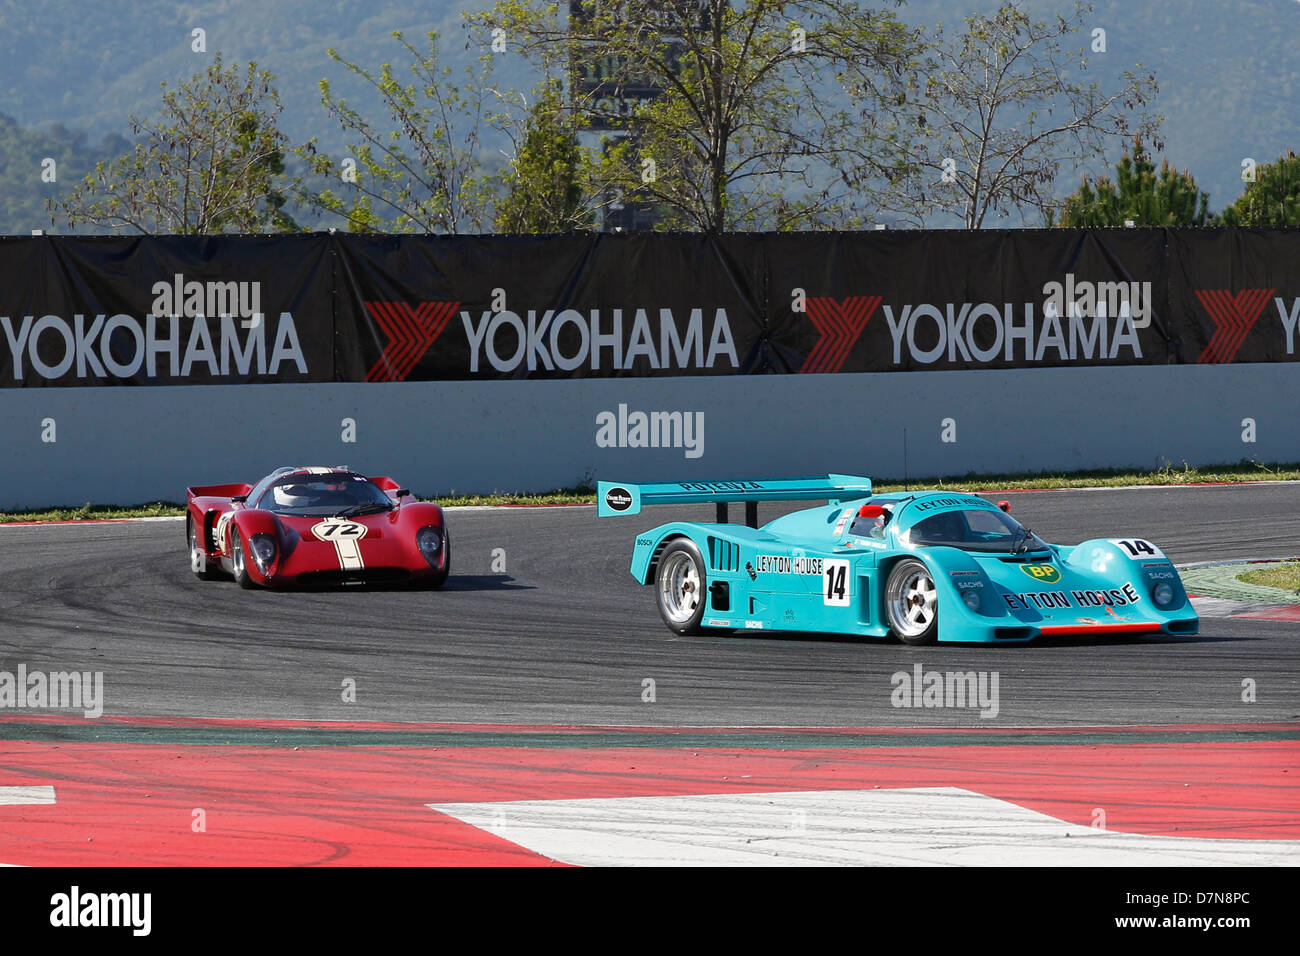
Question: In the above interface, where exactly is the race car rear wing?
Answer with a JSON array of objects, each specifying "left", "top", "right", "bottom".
[
  {"left": 187, "top": 483, "right": 254, "bottom": 502},
  {"left": 597, "top": 475, "right": 873, "bottom": 526}
]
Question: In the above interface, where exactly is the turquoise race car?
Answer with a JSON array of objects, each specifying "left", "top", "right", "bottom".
[{"left": 598, "top": 476, "right": 1199, "bottom": 644}]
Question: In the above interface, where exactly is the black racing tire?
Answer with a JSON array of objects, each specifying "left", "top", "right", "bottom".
[
  {"left": 885, "top": 558, "right": 939, "bottom": 646},
  {"left": 654, "top": 538, "right": 708, "bottom": 636},
  {"left": 229, "top": 523, "right": 257, "bottom": 589},
  {"left": 188, "top": 518, "right": 219, "bottom": 580}
]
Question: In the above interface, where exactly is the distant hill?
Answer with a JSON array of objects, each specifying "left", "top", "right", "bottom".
[
  {"left": 0, "top": 112, "right": 129, "bottom": 232},
  {"left": 1, "top": 0, "right": 1297, "bottom": 232},
  {"left": 0, "top": 0, "right": 474, "bottom": 143}
]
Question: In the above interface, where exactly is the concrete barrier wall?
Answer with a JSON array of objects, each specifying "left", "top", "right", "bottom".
[{"left": 2, "top": 363, "right": 1298, "bottom": 509}]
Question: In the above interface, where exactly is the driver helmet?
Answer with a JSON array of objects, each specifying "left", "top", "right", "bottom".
[
  {"left": 870, "top": 504, "right": 894, "bottom": 535},
  {"left": 272, "top": 483, "right": 321, "bottom": 507}
]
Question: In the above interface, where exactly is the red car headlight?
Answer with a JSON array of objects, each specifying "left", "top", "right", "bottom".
[
  {"left": 250, "top": 533, "right": 278, "bottom": 575},
  {"left": 416, "top": 526, "right": 444, "bottom": 568}
]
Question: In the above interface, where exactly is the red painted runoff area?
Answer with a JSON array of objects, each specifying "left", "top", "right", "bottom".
[{"left": 0, "top": 720, "right": 1295, "bottom": 865}]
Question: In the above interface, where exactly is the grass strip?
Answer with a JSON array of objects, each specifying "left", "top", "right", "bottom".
[{"left": 1236, "top": 561, "right": 1300, "bottom": 592}]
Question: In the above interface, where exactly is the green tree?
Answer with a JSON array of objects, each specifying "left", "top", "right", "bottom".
[
  {"left": 472, "top": 0, "right": 922, "bottom": 232},
  {"left": 1053, "top": 138, "right": 1210, "bottom": 226},
  {"left": 300, "top": 31, "right": 499, "bottom": 234},
  {"left": 892, "top": 2, "right": 1161, "bottom": 228},
  {"left": 494, "top": 81, "right": 595, "bottom": 233},
  {"left": 1218, "top": 151, "right": 1300, "bottom": 226},
  {"left": 49, "top": 55, "right": 297, "bottom": 234}
]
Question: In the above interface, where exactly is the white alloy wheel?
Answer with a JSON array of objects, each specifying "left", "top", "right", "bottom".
[
  {"left": 886, "top": 559, "right": 939, "bottom": 645},
  {"left": 655, "top": 540, "right": 708, "bottom": 635}
]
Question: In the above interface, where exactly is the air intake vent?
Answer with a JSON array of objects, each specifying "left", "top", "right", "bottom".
[{"left": 707, "top": 536, "right": 740, "bottom": 572}]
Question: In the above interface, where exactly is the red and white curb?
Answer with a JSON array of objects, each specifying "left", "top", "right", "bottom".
[{"left": 1190, "top": 596, "right": 1300, "bottom": 620}]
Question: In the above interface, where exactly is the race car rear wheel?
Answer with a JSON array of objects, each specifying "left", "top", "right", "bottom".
[
  {"left": 230, "top": 525, "right": 256, "bottom": 589},
  {"left": 188, "top": 519, "right": 219, "bottom": 580},
  {"left": 886, "top": 558, "right": 939, "bottom": 645},
  {"left": 655, "top": 539, "right": 707, "bottom": 635}
]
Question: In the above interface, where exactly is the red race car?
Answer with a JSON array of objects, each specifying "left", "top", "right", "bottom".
[{"left": 186, "top": 466, "right": 450, "bottom": 588}]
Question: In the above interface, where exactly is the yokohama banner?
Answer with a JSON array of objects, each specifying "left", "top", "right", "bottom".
[
  {"left": 0, "top": 235, "right": 336, "bottom": 387},
  {"left": 2, "top": 228, "right": 1298, "bottom": 386}
]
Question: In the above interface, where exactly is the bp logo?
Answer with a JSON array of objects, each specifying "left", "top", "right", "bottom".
[{"left": 1019, "top": 563, "right": 1061, "bottom": 584}]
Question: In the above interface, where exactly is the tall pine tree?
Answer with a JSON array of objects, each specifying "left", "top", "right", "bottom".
[{"left": 1053, "top": 138, "right": 1209, "bottom": 227}]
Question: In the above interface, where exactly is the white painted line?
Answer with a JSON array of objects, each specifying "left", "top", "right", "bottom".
[
  {"left": 429, "top": 787, "right": 1299, "bottom": 867},
  {"left": 442, "top": 504, "right": 595, "bottom": 513},
  {"left": 0, "top": 507, "right": 595, "bottom": 526},
  {"left": 1180, "top": 557, "right": 1300, "bottom": 569},
  {"left": 993, "top": 480, "right": 1298, "bottom": 494},
  {"left": 0, "top": 785, "right": 55, "bottom": 805},
  {"left": 0, "top": 516, "right": 184, "bottom": 529}
]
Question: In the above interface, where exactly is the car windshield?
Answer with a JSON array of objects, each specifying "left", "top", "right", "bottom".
[
  {"left": 256, "top": 473, "right": 393, "bottom": 517},
  {"left": 904, "top": 508, "right": 1047, "bottom": 553}
]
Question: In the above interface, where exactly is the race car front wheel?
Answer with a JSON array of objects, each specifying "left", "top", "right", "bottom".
[
  {"left": 655, "top": 539, "right": 707, "bottom": 635},
  {"left": 230, "top": 526, "right": 256, "bottom": 589},
  {"left": 886, "top": 558, "right": 939, "bottom": 645},
  {"left": 188, "top": 519, "right": 219, "bottom": 580}
]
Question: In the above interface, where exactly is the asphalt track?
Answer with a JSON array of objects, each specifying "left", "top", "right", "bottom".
[
  {"left": 1, "top": 482, "right": 1298, "bottom": 869},
  {"left": 1, "top": 482, "right": 1298, "bottom": 728}
]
